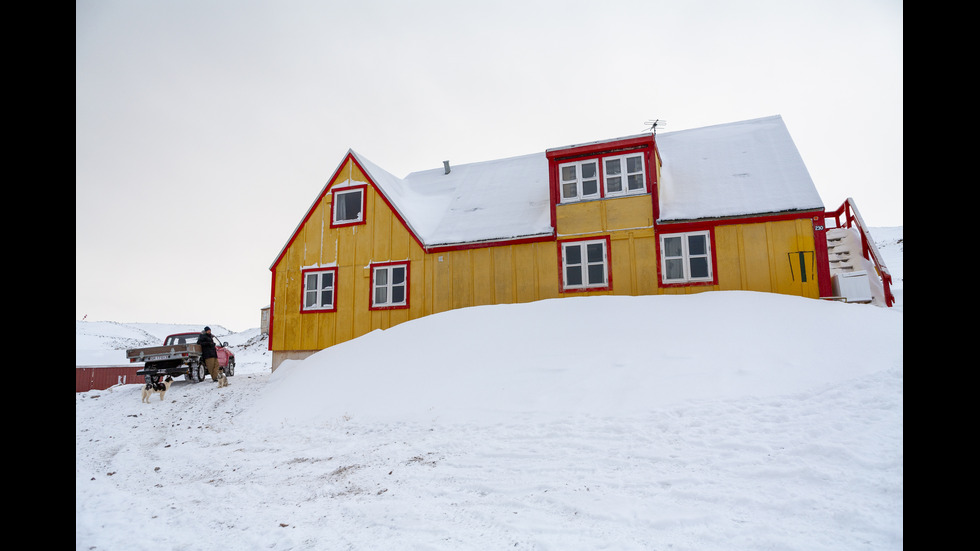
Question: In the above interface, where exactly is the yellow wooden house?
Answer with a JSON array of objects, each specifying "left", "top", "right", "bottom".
[{"left": 268, "top": 115, "right": 832, "bottom": 370}]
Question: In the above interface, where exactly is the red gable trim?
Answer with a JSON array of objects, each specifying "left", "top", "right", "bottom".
[
  {"left": 266, "top": 151, "right": 421, "bottom": 351},
  {"left": 269, "top": 151, "right": 428, "bottom": 273},
  {"left": 267, "top": 268, "right": 276, "bottom": 351}
]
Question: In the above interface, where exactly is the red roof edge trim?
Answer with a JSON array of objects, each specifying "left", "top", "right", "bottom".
[
  {"left": 424, "top": 233, "right": 555, "bottom": 254},
  {"left": 546, "top": 134, "right": 655, "bottom": 161},
  {"left": 655, "top": 208, "right": 825, "bottom": 231}
]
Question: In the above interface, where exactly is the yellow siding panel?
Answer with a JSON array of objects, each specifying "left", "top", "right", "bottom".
[
  {"left": 493, "top": 247, "right": 516, "bottom": 304},
  {"left": 771, "top": 221, "right": 801, "bottom": 297},
  {"left": 604, "top": 196, "right": 654, "bottom": 231},
  {"left": 351, "top": 263, "right": 372, "bottom": 340},
  {"left": 514, "top": 245, "right": 538, "bottom": 303},
  {"left": 452, "top": 250, "right": 474, "bottom": 310},
  {"left": 472, "top": 248, "right": 494, "bottom": 306},
  {"left": 317, "top": 304, "right": 336, "bottom": 348},
  {"left": 372, "top": 197, "right": 392, "bottom": 260},
  {"left": 391, "top": 217, "right": 411, "bottom": 260},
  {"left": 535, "top": 242, "right": 560, "bottom": 300},
  {"left": 557, "top": 201, "right": 602, "bottom": 235},
  {"left": 713, "top": 225, "right": 742, "bottom": 291},
  {"left": 739, "top": 223, "right": 773, "bottom": 292},
  {"left": 431, "top": 253, "right": 452, "bottom": 314},
  {"left": 353, "top": 222, "right": 372, "bottom": 268},
  {"left": 708, "top": 219, "right": 817, "bottom": 299},
  {"left": 271, "top": 266, "right": 289, "bottom": 351},
  {"left": 421, "top": 255, "right": 435, "bottom": 316},
  {"left": 349, "top": 161, "right": 368, "bottom": 185},
  {"left": 557, "top": 196, "right": 654, "bottom": 236},
  {"left": 334, "top": 266, "right": 355, "bottom": 344},
  {"left": 610, "top": 235, "right": 633, "bottom": 295},
  {"left": 633, "top": 235, "right": 659, "bottom": 295}
]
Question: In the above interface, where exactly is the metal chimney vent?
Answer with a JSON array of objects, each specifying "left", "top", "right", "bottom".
[{"left": 443, "top": 160, "right": 451, "bottom": 174}]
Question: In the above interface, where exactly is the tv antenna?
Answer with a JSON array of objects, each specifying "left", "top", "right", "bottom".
[{"left": 644, "top": 119, "right": 667, "bottom": 135}]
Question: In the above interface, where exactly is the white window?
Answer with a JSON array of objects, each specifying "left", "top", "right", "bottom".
[
  {"left": 603, "top": 153, "right": 646, "bottom": 196},
  {"left": 333, "top": 187, "right": 364, "bottom": 225},
  {"left": 561, "top": 239, "right": 609, "bottom": 290},
  {"left": 559, "top": 160, "right": 600, "bottom": 202},
  {"left": 372, "top": 263, "right": 408, "bottom": 308},
  {"left": 660, "top": 231, "right": 713, "bottom": 283},
  {"left": 301, "top": 267, "right": 337, "bottom": 312}
]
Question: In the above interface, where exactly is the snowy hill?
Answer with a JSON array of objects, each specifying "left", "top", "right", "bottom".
[
  {"left": 75, "top": 322, "right": 231, "bottom": 365},
  {"left": 75, "top": 321, "right": 269, "bottom": 370},
  {"left": 76, "top": 228, "right": 903, "bottom": 551}
]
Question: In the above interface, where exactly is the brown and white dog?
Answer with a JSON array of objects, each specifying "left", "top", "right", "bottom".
[
  {"left": 141, "top": 376, "right": 174, "bottom": 403},
  {"left": 216, "top": 367, "right": 229, "bottom": 388}
]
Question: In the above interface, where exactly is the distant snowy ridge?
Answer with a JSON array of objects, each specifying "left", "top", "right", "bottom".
[{"left": 75, "top": 321, "right": 236, "bottom": 366}]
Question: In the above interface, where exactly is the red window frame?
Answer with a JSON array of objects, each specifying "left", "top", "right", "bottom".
[
  {"left": 330, "top": 184, "right": 367, "bottom": 228},
  {"left": 655, "top": 225, "right": 719, "bottom": 288},
  {"left": 369, "top": 261, "right": 410, "bottom": 311},
  {"left": 558, "top": 235, "right": 613, "bottom": 293},
  {"left": 300, "top": 266, "right": 339, "bottom": 313}
]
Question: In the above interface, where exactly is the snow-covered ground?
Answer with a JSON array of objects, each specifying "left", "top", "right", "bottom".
[{"left": 76, "top": 227, "right": 902, "bottom": 551}]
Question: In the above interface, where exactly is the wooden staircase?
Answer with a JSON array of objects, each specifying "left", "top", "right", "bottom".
[
  {"left": 826, "top": 227, "right": 859, "bottom": 274},
  {"left": 823, "top": 199, "right": 894, "bottom": 307}
]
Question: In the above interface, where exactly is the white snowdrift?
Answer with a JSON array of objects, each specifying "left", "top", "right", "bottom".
[{"left": 247, "top": 291, "right": 902, "bottom": 427}]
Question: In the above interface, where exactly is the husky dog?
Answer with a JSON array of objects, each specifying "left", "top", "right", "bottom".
[
  {"left": 141, "top": 376, "right": 174, "bottom": 403},
  {"left": 216, "top": 367, "right": 229, "bottom": 388}
]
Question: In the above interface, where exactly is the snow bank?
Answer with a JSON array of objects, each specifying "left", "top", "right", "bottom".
[{"left": 246, "top": 291, "right": 902, "bottom": 427}]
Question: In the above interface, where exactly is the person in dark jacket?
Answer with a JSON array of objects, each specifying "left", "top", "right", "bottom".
[{"left": 197, "top": 326, "right": 220, "bottom": 382}]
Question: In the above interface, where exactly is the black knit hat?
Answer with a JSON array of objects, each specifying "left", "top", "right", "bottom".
[{"left": 204, "top": 326, "right": 211, "bottom": 332}]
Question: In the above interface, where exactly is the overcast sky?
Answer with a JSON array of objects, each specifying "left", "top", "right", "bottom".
[{"left": 76, "top": 0, "right": 903, "bottom": 333}]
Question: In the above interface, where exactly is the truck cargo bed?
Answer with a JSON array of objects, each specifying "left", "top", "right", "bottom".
[{"left": 126, "top": 343, "right": 202, "bottom": 363}]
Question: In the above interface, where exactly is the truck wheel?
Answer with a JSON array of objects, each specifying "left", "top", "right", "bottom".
[
  {"left": 187, "top": 363, "right": 206, "bottom": 383},
  {"left": 227, "top": 359, "right": 235, "bottom": 377}
]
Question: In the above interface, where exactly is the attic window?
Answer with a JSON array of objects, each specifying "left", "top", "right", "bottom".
[
  {"left": 331, "top": 186, "right": 366, "bottom": 227},
  {"left": 559, "top": 160, "right": 600, "bottom": 202},
  {"left": 558, "top": 153, "right": 646, "bottom": 203},
  {"left": 603, "top": 154, "right": 646, "bottom": 197}
]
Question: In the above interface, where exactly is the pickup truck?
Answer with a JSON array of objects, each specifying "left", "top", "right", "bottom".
[{"left": 127, "top": 332, "right": 236, "bottom": 384}]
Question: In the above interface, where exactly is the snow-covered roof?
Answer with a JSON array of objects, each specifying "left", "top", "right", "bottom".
[
  {"left": 352, "top": 151, "right": 552, "bottom": 248},
  {"left": 342, "top": 115, "right": 824, "bottom": 249},
  {"left": 656, "top": 115, "right": 824, "bottom": 221}
]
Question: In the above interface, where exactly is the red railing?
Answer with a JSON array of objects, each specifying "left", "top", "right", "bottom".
[{"left": 824, "top": 198, "right": 895, "bottom": 307}]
